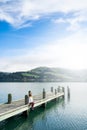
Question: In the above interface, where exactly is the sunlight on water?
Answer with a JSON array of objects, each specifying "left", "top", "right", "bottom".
[{"left": 0, "top": 82, "right": 87, "bottom": 130}]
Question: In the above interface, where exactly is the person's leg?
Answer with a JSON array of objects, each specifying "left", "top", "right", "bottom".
[
  {"left": 29, "top": 103, "right": 32, "bottom": 107},
  {"left": 31, "top": 102, "right": 34, "bottom": 110}
]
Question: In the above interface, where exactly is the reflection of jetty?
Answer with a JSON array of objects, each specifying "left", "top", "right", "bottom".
[{"left": 0, "top": 87, "right": 65, "bottom": 122}]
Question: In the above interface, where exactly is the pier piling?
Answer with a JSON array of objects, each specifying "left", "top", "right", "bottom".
[
  {"left": 62, "top": 87, "right": 65, "bottom": 99},
  {"left": 42, "top": 88, "right": 46, "bottom": 108},
  {"left": 43, "top": 88, "right": 46, "bottom": 99},
  {"left": 55, "top": 89, "right": 57, "bottom": 95},
  {"left": 23, "top": 95, "right": 29, "bottom": 117},
  {"left": 25, "top": 95, "right": 29, "bottom": 105},
  {"left": 67, "top": 86, "right": 70, "bottom": 98},
  {"left": 58, "top": 86, "right": 60, "bottom": 93},
  {"left": 51, "top": 87, "right": 53, "bottom": 93},
  {"left": 8, "top": 93, "right": 12, "bottom": 104}
]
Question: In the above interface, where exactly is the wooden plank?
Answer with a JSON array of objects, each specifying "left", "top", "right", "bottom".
[{"left": 0, "top": 92, "right": 64, "bottom": 122}]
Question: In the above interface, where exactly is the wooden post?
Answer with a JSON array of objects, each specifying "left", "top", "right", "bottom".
[
  {"left": 25, "top": 95, "right": 29, "bottom": 105},
  {"left": 57, "top": 87, "right": 60, "bottom": 102},
  {"left": 42, "top": 88, "right": 46, "bottom": 108},
  {"left": 58, "top": 86, "right": 60, "bottom": 93},
  {"left": 55, "top": 89, "right": 57, "bottom": 101},
  {"left": 8, "top": 93, "right": 12, "bottom": 104},
  {"left": 62, "top": 87, "right": 64, "bottom": 92},
  {"left": 43, "top": 88, "right": 46, "bottom": 99},
  {"left": 51, "top": 87, "right": 53, "bottom": 93},
  {"left": 23, "top": 95, "right": 29, "bottom": 117},
  {"left": 62, "top": 87, "right": 65, "bottom": 99},
  {"left": 55, "top": 89, "right": 57, "bottom": 95},
  {"left": 67, "top": 86, "right": 70, "bottom": 98}
]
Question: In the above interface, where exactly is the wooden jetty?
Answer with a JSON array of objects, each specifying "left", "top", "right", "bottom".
[{"left": 0, "top": 87, "right": 65, "bottom": 122}]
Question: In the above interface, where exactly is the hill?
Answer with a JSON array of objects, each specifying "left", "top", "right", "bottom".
[{"left": 0, "top": 67, "right": 87, "bottom": 82}]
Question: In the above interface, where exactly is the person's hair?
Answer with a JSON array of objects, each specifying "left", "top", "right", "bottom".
[
  {"left": 29, "top": 93, "right": 32, "bottom": 96},
  {"left": 29, "top": 91, "right": 32, "bottom": 96}
]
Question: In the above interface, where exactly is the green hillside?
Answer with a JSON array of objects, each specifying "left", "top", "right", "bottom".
[{"left": 0, "top": 67, "right": 87, "bottom": 82}]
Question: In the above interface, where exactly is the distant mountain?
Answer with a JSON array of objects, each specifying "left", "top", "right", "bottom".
[{"left": 0, "top": 67, "right": 87, "bottom": 82}]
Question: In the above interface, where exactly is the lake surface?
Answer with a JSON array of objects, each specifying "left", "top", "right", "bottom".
[{"left": 0, "top": 82, "right": 87, "bottom": 130}]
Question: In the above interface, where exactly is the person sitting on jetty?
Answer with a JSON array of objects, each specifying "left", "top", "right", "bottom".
[{"left": 28, "top": 91, "right": 34, "bottom": 110}]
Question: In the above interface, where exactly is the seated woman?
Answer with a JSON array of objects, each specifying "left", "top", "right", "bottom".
[{"left": 28, "top": 91, "right": 34, "bottom": 110}]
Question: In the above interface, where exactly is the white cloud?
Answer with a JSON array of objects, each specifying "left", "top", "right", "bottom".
[
  {"left": 1, "top": 0, "right": 87, "bottom": 72},
  {"left": 1, "top": 29, "right": 87, "bottom": 72},
  {"left": 53, "top": 18, "right": 66, "bottom": 24},
  {"left": 53, "top": 9, "right": 87, "bottom": 31},
  {"left": 0, "top": 0, "right": 87, "bottom": 28}
]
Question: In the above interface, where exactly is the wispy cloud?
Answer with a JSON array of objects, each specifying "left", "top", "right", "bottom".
[
  {"left": 53, "top": 10, "right": 87, "bottom": 31},
  {"left": 1, "top": 29, "right": 87, "bottom": 72},
  {"left": 0, "top": 0, "right": 87, "bottom": 28}
]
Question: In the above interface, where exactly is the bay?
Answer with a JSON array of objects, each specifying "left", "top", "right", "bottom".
[{"left": 0, "top": 82, "right": 87, "bottom": 130}]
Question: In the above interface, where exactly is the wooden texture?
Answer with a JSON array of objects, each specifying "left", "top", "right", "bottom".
[{"left": 0, "top": 92, "right": 64, "bottom": 122}]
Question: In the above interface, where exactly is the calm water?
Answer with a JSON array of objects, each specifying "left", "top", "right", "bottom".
[{"left": 0, "top": 82, "right": 87, "bottom": 130}]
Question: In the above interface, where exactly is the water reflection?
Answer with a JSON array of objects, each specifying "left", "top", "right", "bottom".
[{"left": 67, "top": 86, "right": 70, "bottom": 103}]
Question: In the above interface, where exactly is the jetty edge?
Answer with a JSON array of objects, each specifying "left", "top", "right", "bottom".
[{"left": 0, "top": 86, "right": 66, "bottom": 122}]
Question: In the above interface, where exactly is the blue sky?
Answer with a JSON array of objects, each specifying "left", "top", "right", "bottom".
[{"left": 0, "top": 0, "right": 87, "bottom": 72}]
